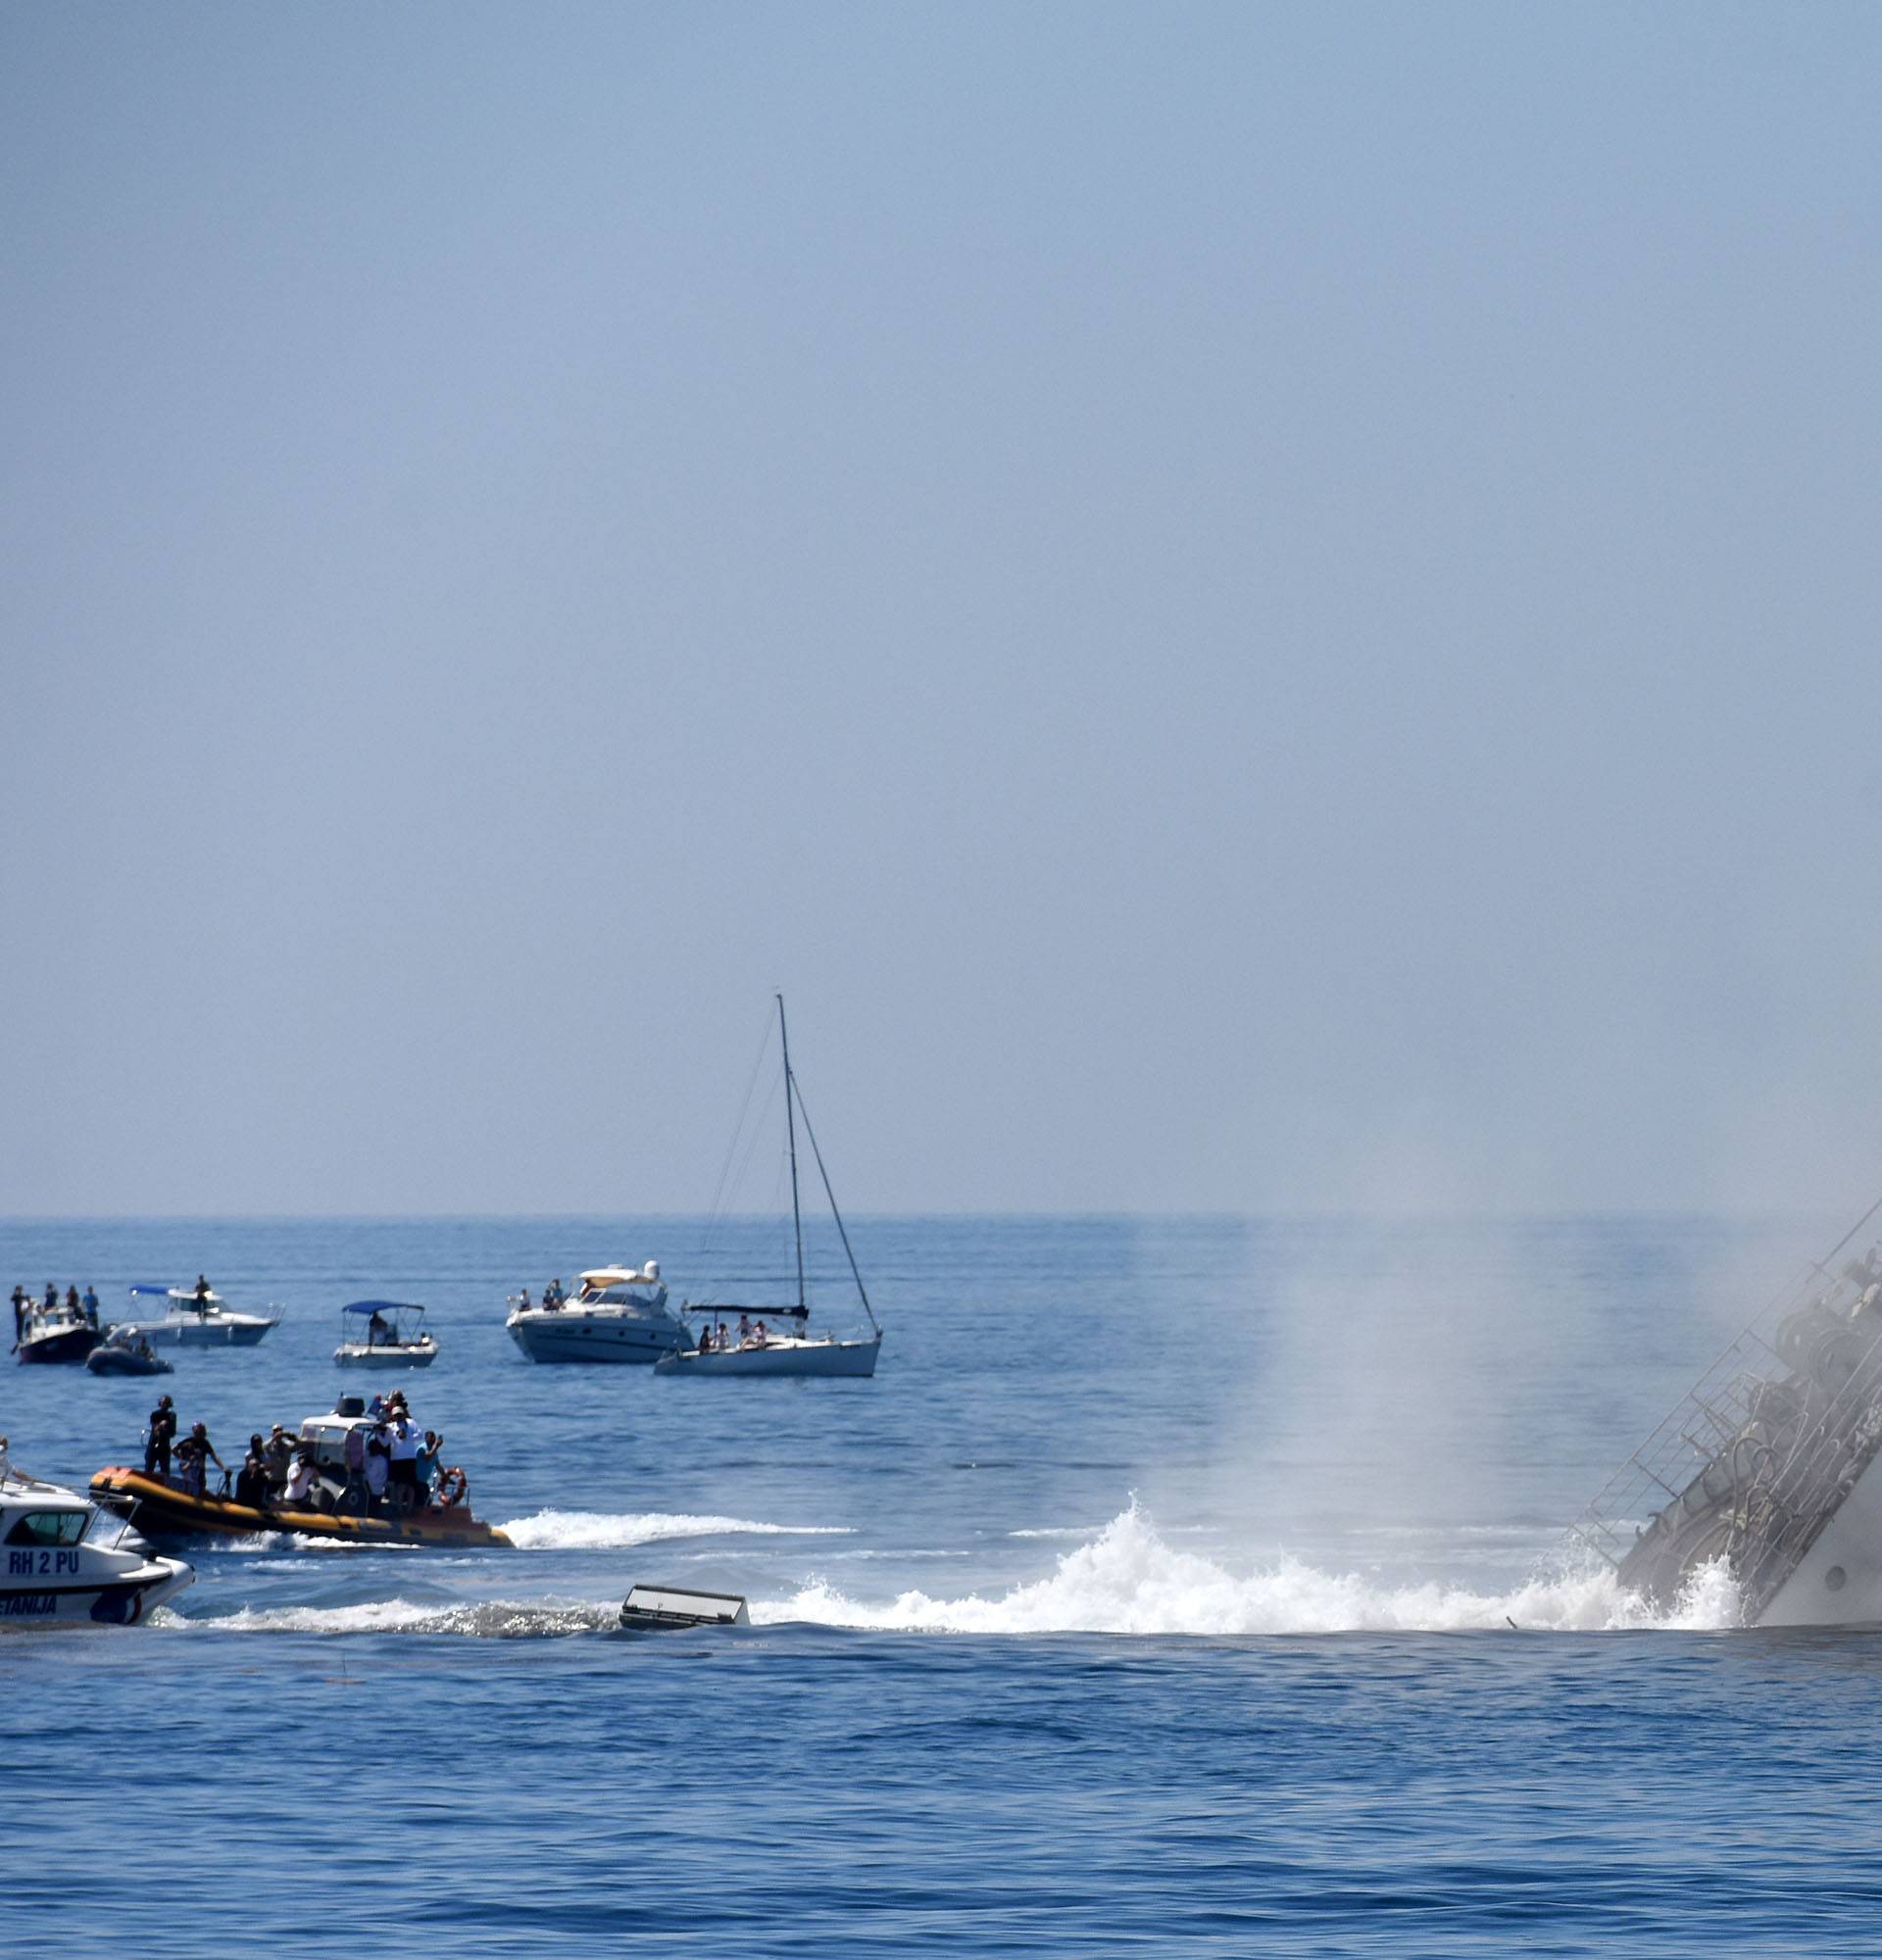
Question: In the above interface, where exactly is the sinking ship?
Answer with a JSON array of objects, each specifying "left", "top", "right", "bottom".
[{"left": 1570, "top": 1201, "right": 1882, "bottom": 1628}]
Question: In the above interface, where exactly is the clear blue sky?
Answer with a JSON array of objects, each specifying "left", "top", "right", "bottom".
[{"left": 3, "top": 3, "right": 1878, "bottom": 1215}]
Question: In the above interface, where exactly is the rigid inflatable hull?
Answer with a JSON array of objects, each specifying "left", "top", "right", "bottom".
[{"left": 89, "top": 1468, "right": 512, "bottom": 1548}]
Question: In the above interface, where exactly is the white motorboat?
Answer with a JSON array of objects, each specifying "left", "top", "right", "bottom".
[
  {"left": 1571, "top": 1191, "right": 1882, "bottom": 1627},
  {"left": 16, "top": 1298, "right": 103, "bottom": 1365},
  {"left": 0, "top": 1442, "right": 193, "bottom": 1627},
  {"left": 658, "top": 995, "right": 882, "bottom": 1383},
  {"left": 506, "top": 1263, "right": 690, "bottom": 1365},
  {"left": 122, "top": 1283, "right": 281, "bottom": 1348},
  {"left": 335, "top": 1300, "right": 438, "bottom": 1368}
]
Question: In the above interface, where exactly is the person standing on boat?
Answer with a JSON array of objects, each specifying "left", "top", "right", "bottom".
[
  {"left": 364, "top": 1433, "right": 390, "bottom": 1514},
  {"left": 65, "top": 1285, "right": 80, "bottom": 1317},
  {"left": 43, "top": 1281, "right": 57, "bottom": 1312},
  {"left": 81, "top": 1285, "right": 98, "bottom": 1329},
  {"left": 261, "top": 1424, "right": 292, "bottom": 1492},
  {"left": 185, "top": 1421, "right": 225, "bottom": 1492},
  {"left": 9, "top": 1285, "right": 24, "bottom": 1346},
  {"left": 145, "top": 1395, "right": 176, "bottom": 1478},
  {"left": 193, "top": 1275, "right": 212, "bottom": 1315},
  {"left": 386, "top": 1407, "right": 421, "bottom": 1511},
  {"left": 340, "top": 1418, "right": 369, "bottom": 1512}
]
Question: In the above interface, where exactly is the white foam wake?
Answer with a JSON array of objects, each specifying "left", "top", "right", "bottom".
[
  {"left": 159, "top": 1597, "right": 618, "bottom": 1638},
  {"left": 757, "top": 1504, "right": 1744, "bottom": 1636},
  {"left": 497, "top": 1508, "right": 854, "bottom": 1551}
]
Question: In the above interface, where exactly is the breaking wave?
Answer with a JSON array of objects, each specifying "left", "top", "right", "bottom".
[
  {"left": 497, "top": 1508, "right": 854, "bottom": 1551},
  {"left": 757, "top": 1503, "right": 1744, "bottom": 1636}
]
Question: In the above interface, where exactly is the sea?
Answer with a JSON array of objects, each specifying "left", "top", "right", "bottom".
[{"left": 7, "top": 1211, "right": 1882, "bottom": 1957}]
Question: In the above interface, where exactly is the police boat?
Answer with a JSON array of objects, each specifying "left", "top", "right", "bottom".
[{"left": 0, "top": 1441, "right": 194, "bottom": 1627}]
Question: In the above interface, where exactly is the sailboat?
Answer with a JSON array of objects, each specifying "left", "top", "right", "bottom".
[{"left": 655, "top": 997, "right": 882, "bottom": 1381}]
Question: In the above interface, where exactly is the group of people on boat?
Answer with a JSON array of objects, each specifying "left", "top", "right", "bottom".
[
  {"left": 143, "top": 1396, "right": 219, "bottom": 1491},
  {"left": 517, "top": 1279, "right": 570, "bottom": 1311},
  {"left": 11, "top": 1283, "right": 99, "bottom": 1343},
  {"left": 694, "top": 1313, "right": 784, "bottom": 1354},
  {"left": 143, "top": 1391, "right": 466, "bottom": 1517}
]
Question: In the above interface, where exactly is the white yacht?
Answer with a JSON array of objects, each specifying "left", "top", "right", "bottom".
[
  {"left": 122, "top": 1283, "right": 281, "bottom": 1348},
  {"left": 0, "top": 1443, "right": 193, "bottom": 1627},
  {"left": 506, "top": 1263, "right": 689, "bottom": 1364}
]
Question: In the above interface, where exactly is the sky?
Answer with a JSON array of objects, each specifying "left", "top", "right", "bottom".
[{"left": 3, "top": 2, "right": 1880, "bottom": 1216}]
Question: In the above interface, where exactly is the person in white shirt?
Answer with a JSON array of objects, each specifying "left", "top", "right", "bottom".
[
  {"left": 282, "top": 1447, "right": 318, "bottom": 1506},
  {"left": 387, "top": 1412, "right": 421, "bottom": 1512},
  {"left": 364, "top": 1434, "right": 390, "bottom": 1512}
]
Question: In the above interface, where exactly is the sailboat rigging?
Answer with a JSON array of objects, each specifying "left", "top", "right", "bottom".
[{"left": 656, "top": 996, "right": 882, "bottom": 1380}]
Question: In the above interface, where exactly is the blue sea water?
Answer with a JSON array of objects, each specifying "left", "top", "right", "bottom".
[{"left": 6, "top": 1212, "right": 1882, "bottom": 1956}]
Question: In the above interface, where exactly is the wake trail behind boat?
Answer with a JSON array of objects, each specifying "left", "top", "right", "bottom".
[{"left": 497, "top": 1508, "right": 855, "bottom": 1550}]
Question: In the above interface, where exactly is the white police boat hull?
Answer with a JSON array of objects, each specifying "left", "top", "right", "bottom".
[{"left": 1, "top": 1462, "right": 194, "bottom": 1628}]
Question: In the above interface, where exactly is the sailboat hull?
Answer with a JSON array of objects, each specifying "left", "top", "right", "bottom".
[{"left": 656, "top": 1334, "right": 881, "bottom": 1379}]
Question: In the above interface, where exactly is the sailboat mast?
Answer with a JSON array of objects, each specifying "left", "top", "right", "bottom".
[{"left": 777, "top": 992, "right": 806, "bottom": 1313}]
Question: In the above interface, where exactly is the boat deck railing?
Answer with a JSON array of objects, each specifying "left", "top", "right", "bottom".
[{"left": 1564, "top": 1255, "right": 1863, "bottom": 1571}]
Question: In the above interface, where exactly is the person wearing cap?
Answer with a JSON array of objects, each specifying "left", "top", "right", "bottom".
[
  {"left": 386, "top": 1405, "right": 422, "bottom": 1512},
  {"left": 261, "top": 1423, "right": 292, "bottom": 1492},
  {"left": 146, "top": 1395, "right": 176, "bottom": 1478}
]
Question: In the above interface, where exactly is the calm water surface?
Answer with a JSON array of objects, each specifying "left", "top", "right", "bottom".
[{"left": 5, "top": 1213, "right": 1880, "bottom": 1956}]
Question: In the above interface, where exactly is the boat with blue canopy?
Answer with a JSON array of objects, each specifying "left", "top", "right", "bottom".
[
  {"left": 334, "top": 1300, "right": 437, "bottom": 1368},
  {"left": 121, "top": 1282, "right": 280, "bottom": 1348}
]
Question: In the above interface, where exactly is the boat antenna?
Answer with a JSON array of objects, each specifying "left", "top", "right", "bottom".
[
  {"left": 789, "top": 1070, "right": 879, "bottom": 1335},
  {"left": 777, "top": 992, "right": 806, "bottom": 1315}
]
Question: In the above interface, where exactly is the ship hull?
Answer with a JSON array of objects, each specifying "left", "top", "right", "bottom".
[{"left": 1757, "top": 1447, "right": 1882, "bottom": 1627}]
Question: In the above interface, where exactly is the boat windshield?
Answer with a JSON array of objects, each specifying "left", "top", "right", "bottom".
[{"left": 5, "top": 1509, "right": 88, "bottom": 1547}]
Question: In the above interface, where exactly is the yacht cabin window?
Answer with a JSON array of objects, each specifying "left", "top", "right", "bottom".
[{"left": 6, "top": 1510, "right": 87, "bottom": 1547}]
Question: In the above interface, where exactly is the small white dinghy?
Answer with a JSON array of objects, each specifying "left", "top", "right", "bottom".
[
  {"left": 657, "top": 996, "right": 882, "bottom": 1383},
  {"left": 334, "top": 1300, "right": 438, "bottom": 1368}
]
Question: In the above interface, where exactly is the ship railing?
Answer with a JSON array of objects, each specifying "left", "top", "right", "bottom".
[{"left": 1564, "top": 1255, "right": 1859, "bottom": 1570}]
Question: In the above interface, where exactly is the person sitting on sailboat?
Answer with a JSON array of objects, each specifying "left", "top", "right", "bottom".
[{"left": 736, "top": 1313, "right": 752, "bottom": 1348}]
